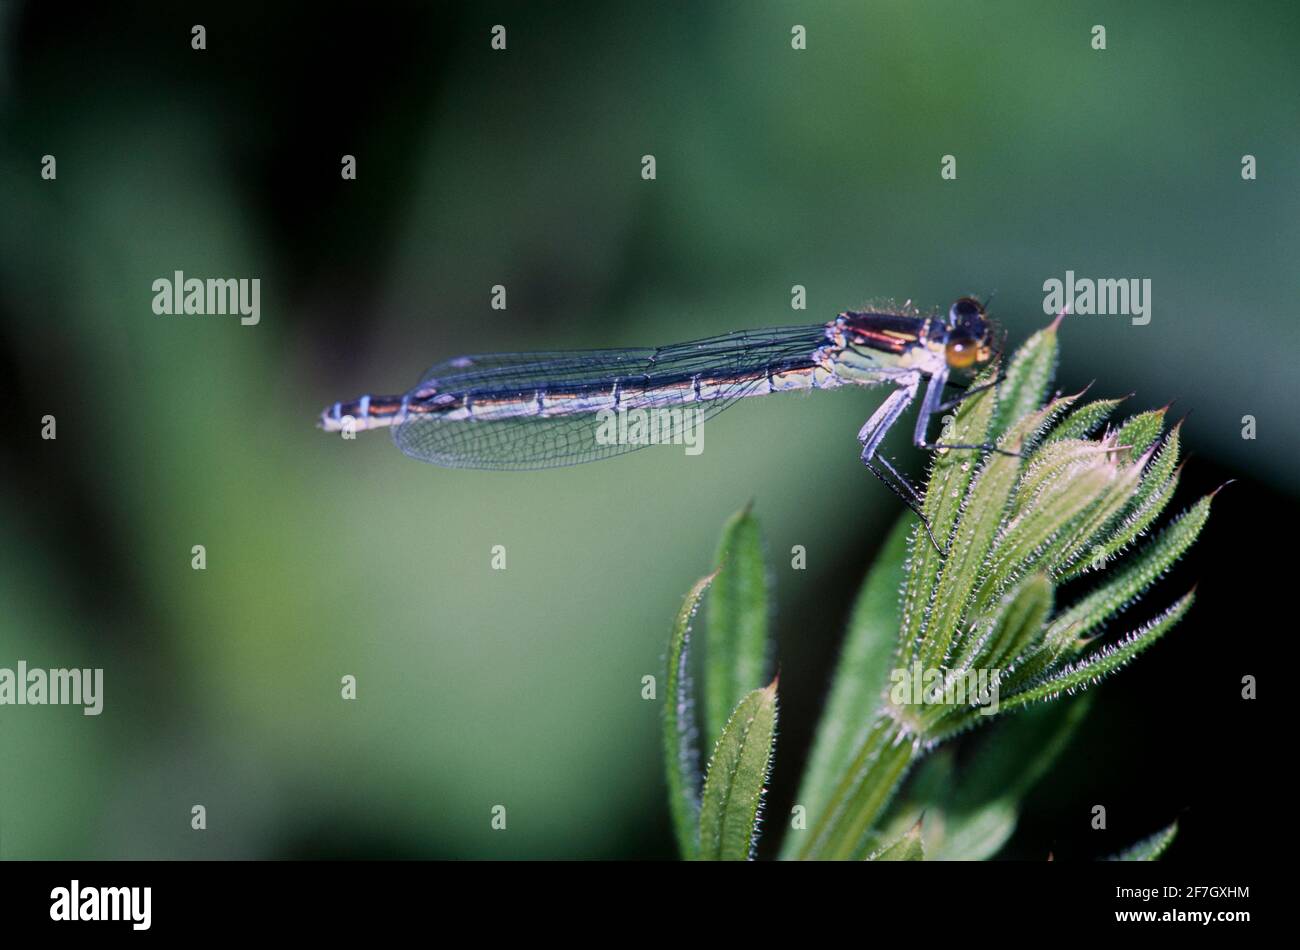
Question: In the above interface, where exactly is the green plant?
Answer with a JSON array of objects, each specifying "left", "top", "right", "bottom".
[{"left": 662, "top": 320, "right": 1216, "bottom": 860}]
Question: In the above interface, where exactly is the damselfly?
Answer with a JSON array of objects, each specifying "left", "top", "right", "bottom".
[{"left": 320, "top": 298, "right": 1003, "bottom": 550}]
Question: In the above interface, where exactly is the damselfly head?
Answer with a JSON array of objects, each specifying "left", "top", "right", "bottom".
[{"left": 944, "top": 297, "right": 994, "bottom": 369}]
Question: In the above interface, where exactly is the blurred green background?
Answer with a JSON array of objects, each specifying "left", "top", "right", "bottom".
[{"left": 0, "top": 0, "right": 1291, "bottom": 858}]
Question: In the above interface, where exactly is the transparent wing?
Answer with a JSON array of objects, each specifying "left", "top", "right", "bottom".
[
  {"left": 391, "top": 377, "right": 767, "bottom": 469},
  {"left": 394, "top": 324, "right": 829, "bottom": 470},
  {"left": 413, "top": 324, "right": 829, "bottom": 392}
]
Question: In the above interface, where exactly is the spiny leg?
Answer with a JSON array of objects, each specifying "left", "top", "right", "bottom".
[
  {"left": 857, "top": 374, "right": 947, "bottom": 555},
  {"left": 936, "top": 373, "right": 1005, "bottom": 413},
  {"left": 875, "top": 453, "right": 925, "bottom": 509},
  {"left": 913, "top": 368, "right": 1020, "bottom": 458},
  {"left": 864, "top": 456, "right": 946, "bottom": 556},
  {"left": 880, "top": 453, "right": 949, "bottom": 554},
  {"left": 919, "top": 440, "right": 1023, "bottom": 458}
]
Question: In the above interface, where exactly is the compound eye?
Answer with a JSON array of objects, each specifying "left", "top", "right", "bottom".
[
  {"left": 949, "top": 297, "right": 983, "bottom": 327},
  {"left": 945, "top": 336, "right": 979, "bottom": 369}
]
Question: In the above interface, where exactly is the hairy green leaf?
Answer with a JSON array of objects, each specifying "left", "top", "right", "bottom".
[
  {"left": 923, "top": 398, "right": 1064, "bottom": 670},
  {"left": 1043, "top": 394, "right": 1126, "bottom": 444},
  {"left": 869, "top": 820, "right": 925, "bottom": 861},
  {"left": 1047, "top": 496, "right": 1212, "bottom": 643},
  {"left": 798, "top": 718, "right": 914, "bottom": 860},
  {"left": 663, "top": 569, "right": 717, "bottom": 859},
  {"left": 999, "top": 592, "right": 1195, "bottom": 712},
  {"left": 962, "top": 571, "right": 1053, "bottom": 674},
  {"left": 705, "top": 505, "right": 770, "bottom": 747},
  {"left": 1066, "top": 423, "right": 1183, "bottom": 578},
  {"left": 988, "top": 319, "right": 1059, "bottom": 441},
  {"left": 889, "top": 697, "right": 1094, "bottom": 858},
  {"left": 1042, "top": 454, "right": 1146, "bottom": 576},
  {"left": 1108, "top": 821, "right": 1178, "bottom": 861},
  {"left": 1114, "top": 408, "right": 1167, "bottom": 462},
  {"left": 899, "top": 365, "right": 998, "bottom": 667},
  {"left": 1013, "top": 440, "right": 1102, "bottom": 519},
  {"left": 699, "top": 682, "right": 778, "bottom": 861},
  {"left": 974, "top": 463, "right": 1112, "bottom": 613}
]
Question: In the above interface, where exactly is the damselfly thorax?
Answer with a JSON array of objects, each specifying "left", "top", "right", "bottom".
[{"left": 319, "top": 298, "right": 998, "bottom": 545}]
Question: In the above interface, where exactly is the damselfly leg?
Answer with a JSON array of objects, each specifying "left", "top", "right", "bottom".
[
  {"left": 935, "top": 373, "right": 1005, "bottom": 413},
  {"left": 857, "top": 364, "right": 1015, "bottom": 556},
  {"left": 866, "top": 453, "right": 946, "bottom": 554},
  {"left": 857, "top": 372, "right": 950, "bottom": 552}
]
